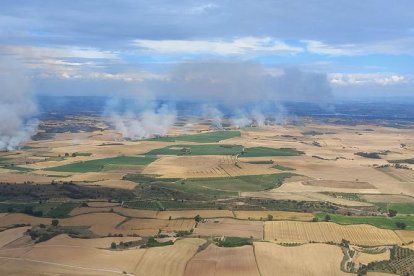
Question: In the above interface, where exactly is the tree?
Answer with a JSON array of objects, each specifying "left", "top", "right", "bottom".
[
  {"left": 396, "top": 221, "right": 406, "bottom": 229},
  {"left": 267, "top": 214, "right": 273, "bottom": 221},
  {"left": 111, "top": 242, "right": 117, "bottom": 249},
  {"left": 194, "top": 214, "right": 202, "bottom": 222},
  {"left": 341, "top": 239, "right": 350, "bottom": 248},
  {"left": 51, "top": 219, "right": 59, "bottom": 227},
  {"left": 324, "top": 214, "right": 331, "bottom": 221},
  {"left": 388, "top": 209, "right": 398, "bottom": 217}
]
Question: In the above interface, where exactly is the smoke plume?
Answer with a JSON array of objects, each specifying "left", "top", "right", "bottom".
[
  {"left": 108, "top": 102, "right": 176, "bottom": 140},
  {"left": 106, "top": 61, "right": 334, "bottom": 137},
  {"left": 0, "top": 58, "right": 38, "bottom": 150}
]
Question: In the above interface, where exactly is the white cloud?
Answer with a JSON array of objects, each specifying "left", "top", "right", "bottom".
[
  {"left": 329, "top": 73, "right": 408, "bottom": 86},
  {"left": 187, "top": 3, "right": 218, "bottom": 14},
  {"left": 1, "top": 45, "right": 118, "bottom": 60},
  {"left": 305, "top": 38, "right": 414, "bottom": 56},
  {"left": 133, "top": 37, "right": 303, "bottom": 55}
]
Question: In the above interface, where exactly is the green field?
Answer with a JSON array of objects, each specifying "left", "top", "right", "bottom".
[
  {"left": 375, "top": 203, "right": 414, "bottom": 214},
  {"left": 125, "top": 172, "right": 294, "bottom": 197},
  {"left": 125, "top": 173, "right": 294, "bottom": 197},
  {"left": 272, "top": 164, "right": 295, "bottom": 171},
  {"left": 241, "top": 147, "right": 304, "bottom": 157},
  {"left": 147, "top": 131, "right": 241, "bottom": 143},
  {"left": 46, "top": 156, "right": 157, "bottom": 172},
  {"left": 146, "top": 144, "right": 304, "bottom": 157},
  {"left": 1, "top": 165, "right": 34, "bottom": 172},
  {"left": 316, "top": 213, "right": 414, "bottom": 230},
  {"left": 146, "top": 144, "right": 243, "bottom": 156}
]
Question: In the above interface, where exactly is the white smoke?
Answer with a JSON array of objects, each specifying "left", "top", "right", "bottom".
[
  {"left": 0, "top": 57, "right": 38, "bottom": 151},
  {"left": 251, "top": 110, "right": 266, "bottom": 127},
  {"left": 231, "top": 116, "right": 252, "bottom": 128},
  {"left": 109, "top": 105, "right": 176, "bottom": 139},
  {"left": 202, "top": 105, "right": 223, "bottom": 129}
]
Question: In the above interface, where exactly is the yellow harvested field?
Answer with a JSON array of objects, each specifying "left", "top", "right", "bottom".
[
  {"left": 69, "top": 207, "right": 114, "bottom": 216},
  {"left": 354, "top": 250, "right": 390, "bottom": 265},
  {"left": 118, "top": 218, "right": 195, "bottom": 236},
  {"left": 184, "top": 244, "right": 260, "bottom": 276},
  {"left": 362, "top": 194, "right": 414, "bottom": 203},
  {"left": 254, "top": 242, "right": 348, "bottom": 276},
  {"left": 0, "top": 227, "right": 30, "bottom": 248},
  {"left": 304, "top": 179, "right": 375, "bottom": 189},
  {"left": 0, "top": 239, "right": 146, "bottom": 275},
  {"left": 264, "top": 221, "right": 402, "bottom": 246},
  {"left": 0, "top": 234, "right": 204, "bottom": 276},
  {"left": 143, "top": 155, "right": 276, "bottom": 178},
  {"left": 0, "top": 173, "right": 53, "bottom": 184},
  {"left": 44, "top": 234, "right": 141, "bottom": 249},
  {"left": 275, "top": 180, "right": 379, "bottom": 196},
  {"left": 242, "top": 190, "right": 373, "bottom": 207},
  {"left": 194, "top": 218, "right": 263, "bottom": 239},
  {"left": 64, "top": 172, "right": 125, "bottom": 182},
  {"left": 234, "top": 210, "right": 314, "bottom": 221},
  {"left": 0, "top": 213, "right": 51, "bottom": 228},
  {"left": 133, "top": 238, "right": 205, "bottom": 276},
  {"left": 69, "top": 207, "right": 158, "bottom": 218},
  {"left": 395, "top": 230, "right": 414, "bottom": 243},
  {"left": 378, "top": 167, "right": 414, "bottom": 182},
  {"left": 88, "top": 179, "right": 137, "bottom": 189},
  {"left": 60, "top": 213, "right": 126, "bottom": 236},
  {"left": 157, "top": 209, "right": 234, "bottom": 220}
]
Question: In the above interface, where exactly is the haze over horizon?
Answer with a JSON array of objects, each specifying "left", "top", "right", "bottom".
[{"left": 1, "top": 0, "right": 414, "bottom": 102}]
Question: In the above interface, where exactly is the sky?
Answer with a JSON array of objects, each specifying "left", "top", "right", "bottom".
[{"left": 1, "top": 0, "right": 414, "bottom": 102}]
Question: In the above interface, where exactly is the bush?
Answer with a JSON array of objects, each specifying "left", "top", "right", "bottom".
[
  {"left": 396, "top": 221, "right": 407, "bottom": 229},
  {"left": 111, "top": 242, "right": 116, "bottom": 249},
  {"left": 388, "top": 209, "right": 398, "bottom": 217},
  {"left": 194, "top": 214, "right": 202, "bottom": 222},
  {"left": 324, "top": 214, "right": 331, "bottom": 221},
  {"left": 51, "top": 219, "right": 59, "bottom": 226}
]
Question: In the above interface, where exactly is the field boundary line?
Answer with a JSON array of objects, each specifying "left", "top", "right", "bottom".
[{"left": 252, "top": 243, "right": 263, "bottom": 276}]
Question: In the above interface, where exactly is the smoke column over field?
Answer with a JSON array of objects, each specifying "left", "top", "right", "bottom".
[
  {"left": 105, "top": 96, "right": 176, "bottom": 140},
  {"left": 0, "top": 58, "right": 38, "bottom": 150},
  {"left": 107, "top": 61, "right": 333, "bottom": 139}
]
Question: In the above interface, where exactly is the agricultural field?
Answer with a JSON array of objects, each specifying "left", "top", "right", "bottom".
[
  {"left": 184, "top": 244, "right": 260, "bottom": 276},
  {"left": 148, "top": 130, "right": 241, "bottom": 143},
  {"left": 254, "top": 242, "right": 348, "bottom": 276},
  {"left": 315, "top": 213, "right": 414, "bottom": 230},
  {"left": 233, "top": 210, "right": 314, "bottom": 221},
  {"left": 46, "top": 155, "right": 157, "bottom": 172},
  {"left": 145, "top": 144, "right": 304, "bottom": 157},
  {"left": 264, "top": 221, "right": 403, "bottom": 246},
  {"left": 0, "top": 114, "right": 414, "bottom": 275},
  {"left": 194, "top": 218, "right": 263, "bottom": 239}
]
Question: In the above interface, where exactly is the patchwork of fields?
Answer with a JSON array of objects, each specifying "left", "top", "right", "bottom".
[{"left": 1, "top": 118, "right": 414, "bottom": 275}]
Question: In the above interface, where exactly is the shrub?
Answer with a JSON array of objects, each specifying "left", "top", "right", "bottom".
[
  {"left": 396, "top": 221, "right": 407, "bottom": 229},
  {"left": 388, "top": 209, "right": 397, "bottom": 217}
]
